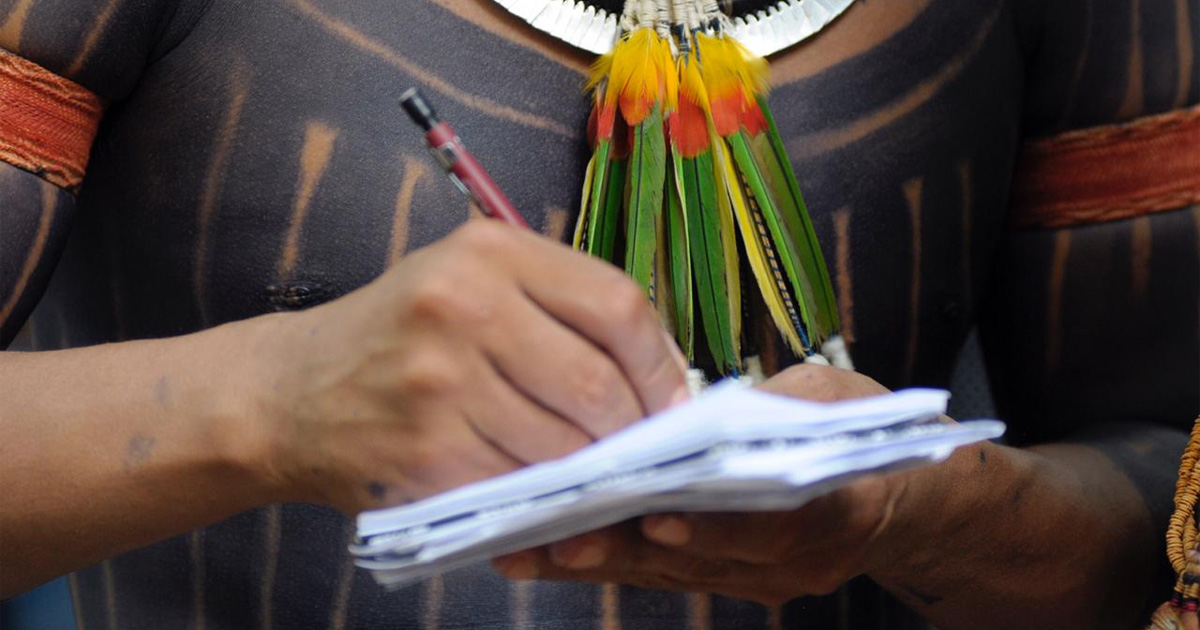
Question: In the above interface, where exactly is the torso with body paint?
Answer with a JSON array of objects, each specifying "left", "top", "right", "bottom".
[{"left": 2, "top": 0, "right": 1197, "bottom": 627}]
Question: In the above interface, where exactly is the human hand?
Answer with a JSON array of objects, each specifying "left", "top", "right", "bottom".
[
  {"left": 250, "top": 220, "right": 690, "bottom": 514},
  {"left": 492, "top": 364, "right": 909, "bottom": 604}
]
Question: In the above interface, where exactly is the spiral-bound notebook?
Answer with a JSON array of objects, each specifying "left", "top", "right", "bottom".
[{"left": 353, "top": 382, "right": 1004, "bottom": 588}]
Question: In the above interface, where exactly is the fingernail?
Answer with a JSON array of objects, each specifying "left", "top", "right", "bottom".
[
  {"left": 550, "top": 540, "right": 606, "bottom": 569},
  {"left": 496, "top": 554, "right": 539, "bottom": 580},
  {"left": 670, "top": 385, "right": 692, "bottom": 408},
  {"left": 644, "top": 515, "right": 691, "bottom": 546},
  {"left": 662, "top": 330, "right": 689, "bottom": 374}
]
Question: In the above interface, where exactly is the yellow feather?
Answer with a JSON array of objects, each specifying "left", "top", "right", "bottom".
[
  {"left": 724, "top": 37, "right": 768, "bottom": 98},
  {"left": 659, "top": 35, "right": 678, "bottom": 113},
  {"left": 573, "top": 153, "right": 597, "bottom": 250},
  {"left": 695, "top": 34, "right": 735, "bottom": 99},
  {"left": 678, "top": 52, "right": 709, "bottom": 109},
  {"left": 695, "top": 33, "right": 769, "bottom": 105},
  {"left": 713, "top": 134, "right": 805, "bottom": 355},
  {"left": 586, "top": 53, "right": 613, "bottom": 93},
  {"left": 606, "top": 29, "right": 672, "bottom": 113}
]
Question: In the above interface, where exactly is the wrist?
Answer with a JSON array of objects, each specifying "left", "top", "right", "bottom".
[
  {"left": 863, "top": 441, "right": 1026, "bottom": 583},
  {"left": 194, "top": 312, "right": 302, "bottom": 506}
]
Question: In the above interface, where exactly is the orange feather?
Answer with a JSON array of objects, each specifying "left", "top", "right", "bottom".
[
  {"left": 741, "top": 97, "right": 768, "bottom": 136},
  {"left": 671, "top": 57, "right": 710, "bottom": 158},
  {"left": 668, "top": 98, "right": 708, "bottom": 158}
]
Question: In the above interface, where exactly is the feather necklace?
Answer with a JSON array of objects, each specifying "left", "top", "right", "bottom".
[{"left": 501, "top": 0, "right": 855, "bottom": 378}]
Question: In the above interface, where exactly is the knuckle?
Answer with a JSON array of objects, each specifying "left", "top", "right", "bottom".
[
  {"left": 409, "top": 275, "right": 469, "bottom": 325},
  {"left": 605, "top": 277, "right": 652, "bottom": 328},
  {"left": 398, "top": 350, "right": 462, "bottom": 399},
  {"left": 566, "top": 361, "right": 628, "bottom": 433},
  {"left": 454, "top": 218, "right": 514, "bottom": 254}
]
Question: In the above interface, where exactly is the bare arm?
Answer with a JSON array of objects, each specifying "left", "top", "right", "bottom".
[
  {"left": 0, "top": 0, "right": 689, "bottom": 599},
  {"left": 1, "top": 219, "right": 689, "bottom": 598},
  {"left": 0, "top": 315, "right": 285, "bottom": 596},
  {"left": 0, "top": 0, "right": 269, "bottom": 595},
  {"left": 871, "top": 433, "right": 1170, "bottom": 629}
]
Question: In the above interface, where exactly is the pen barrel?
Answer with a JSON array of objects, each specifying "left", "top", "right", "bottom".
[{"left": 426, "top": 123, "right": 529, "bottom": 229}]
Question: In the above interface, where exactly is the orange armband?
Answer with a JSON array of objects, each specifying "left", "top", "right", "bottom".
[
  {"left": 1009, "top": 105, "right": 1200, "bottom": 230},
  {"left": 0, "top": 48, "right": 103, "bottom": 192}
]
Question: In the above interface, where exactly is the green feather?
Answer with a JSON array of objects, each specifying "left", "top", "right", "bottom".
[
  {"left": 625, "top": 106, "right": 666, "bottom": 298},
  {"left": 581, "top": 139, "right": 610, "bottom": 255},
  {"left": 597, "top": 158, "right": 625, "bottom": 263},
  {"left": 752, "top": 96, "right": 840, "bottom": 340},
  {"left": 576, "top": 139, "right": 622, "bottom": 265},
  {"left": 728, "top": 131, "right": 815, "bottom": 350},
  {"left": 684, "top": 151, "right": 738, "bottom": 375},
  {"left": 667, "top": 153, "right": 694, "bottom": 360},
  {"left": 583, "top": 138, "right": 625, "bottom": 265}
]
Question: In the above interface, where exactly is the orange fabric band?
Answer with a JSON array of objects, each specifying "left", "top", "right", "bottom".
[
  {"left": 0, "top": 48, "right": 103, "bottom": 192},
  {"left": 1009, "top": 105, "right": 1200, "bottom": 230}
]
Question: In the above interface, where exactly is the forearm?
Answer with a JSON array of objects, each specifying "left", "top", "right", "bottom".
[
  {"left": 871, "top": 439, "right": 1158, "bottom": 630},
  {"left": 0, "top": 315, "right": 288, "bottom": 597}
]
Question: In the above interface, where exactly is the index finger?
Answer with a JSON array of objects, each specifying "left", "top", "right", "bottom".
[{"left": 478, "top": 223, "right": 691, "bottom": 423}]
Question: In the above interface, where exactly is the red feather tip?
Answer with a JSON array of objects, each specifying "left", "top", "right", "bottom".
[
  {"left": 710, "top": 93, "right": 741, "bottom": 137},
  {"left": 619, "top": 94, "right": 655, "bottom": 126},
  {"left": 598, "top": 102, "right": 617, "bottom": 141},
  {"left": 587, "top": 90, "right": 619, "bottom": 148},
  {"left": 668, "top": 97, "right": 709, "bottom": 158},
  {"left": 741, "top": 98, "right": 768, "bottom": 137}
]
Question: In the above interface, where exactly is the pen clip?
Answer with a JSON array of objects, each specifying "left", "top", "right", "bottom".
[
  {"left": 446, "top": 172, "right": 471, "bottom": 198},
  {"left": 425, "top": 141, "right": 473, "bottom": 199},
  {"left": 427, "top": 140, "right": 459, "bottom": 172}
]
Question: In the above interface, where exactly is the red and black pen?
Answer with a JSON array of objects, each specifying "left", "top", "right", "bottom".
[{"left": 399, "top": 88, "right": 530, "bottom": 229}]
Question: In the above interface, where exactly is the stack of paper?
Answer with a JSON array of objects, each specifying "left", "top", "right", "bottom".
[{"left": 353, "top": 383, "right": 1004, "bottom": 588}]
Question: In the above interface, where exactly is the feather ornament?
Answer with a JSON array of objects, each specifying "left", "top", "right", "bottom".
[{"left": 572, "top": 0, "right": 847, "bottom": 377}]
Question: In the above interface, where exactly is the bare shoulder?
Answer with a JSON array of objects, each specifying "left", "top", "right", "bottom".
[{"left": 0, "top": 0, "right": 210, "bottom": 98}]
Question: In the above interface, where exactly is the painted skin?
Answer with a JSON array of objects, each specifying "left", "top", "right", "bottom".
[{"left": 0, "top": 0, "right": 1197, "bottom": 627}]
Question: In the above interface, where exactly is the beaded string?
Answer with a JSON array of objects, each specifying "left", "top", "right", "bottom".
[{"left": 1147, "top": 416, "right": 1200, "bottom": 630}]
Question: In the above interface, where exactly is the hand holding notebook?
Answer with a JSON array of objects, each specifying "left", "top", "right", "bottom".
[{"left": 352, "top": 381, "right": 1004, "bottom": 588}]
